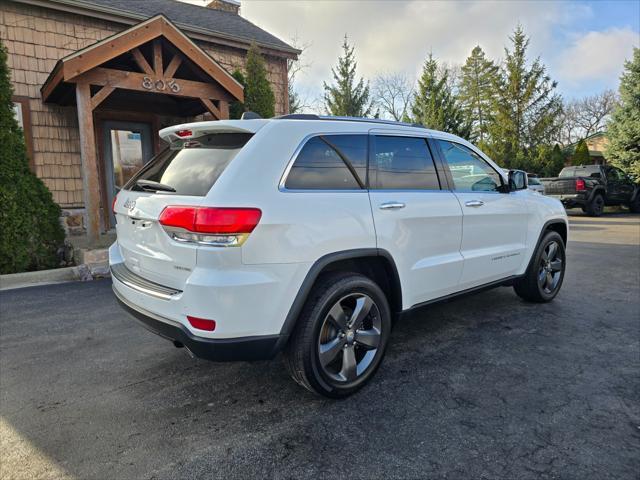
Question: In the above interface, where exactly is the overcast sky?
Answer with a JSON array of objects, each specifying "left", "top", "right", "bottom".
[{"left": 183, "top": 0, "right": 639, "bottom": 106}]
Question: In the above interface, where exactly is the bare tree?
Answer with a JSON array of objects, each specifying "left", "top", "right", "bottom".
[
  {"left": 287, "top": 34, "right": 312, "bottom": 113},
  {"left": 373, "top": 72, "right": 415, "bottom": 121},
  {"left": 558, "top": 89, "right": 619, "bottom": 145}
]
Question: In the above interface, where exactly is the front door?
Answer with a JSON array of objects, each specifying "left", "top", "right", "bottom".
[
  {"left": 434, "top": 139, "right": 529, "bottom": 289},
  {"left": 103, "top": 121, "right": 153, "bottom": 227}
]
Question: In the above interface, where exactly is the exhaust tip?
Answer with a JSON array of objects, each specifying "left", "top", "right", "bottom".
[{"left": 173, "top": 341, "right": 184, "bottom": 348}]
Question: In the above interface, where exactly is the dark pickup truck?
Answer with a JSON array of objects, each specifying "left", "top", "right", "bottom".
[{"left": 541, "top": 165, "right": 640, "bottom": 216}]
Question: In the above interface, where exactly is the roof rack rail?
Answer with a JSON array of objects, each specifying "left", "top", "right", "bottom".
[{"left": 274, "top": 114, "right": 426, "bottom": 129}]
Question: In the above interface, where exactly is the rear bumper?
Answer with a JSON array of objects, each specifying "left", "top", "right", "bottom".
[
  {"left": 113, "top": 287, "right": 282, "bottom": 361},
  {"left": 548, "top": 193, "right": 586, "bottom": 208}
]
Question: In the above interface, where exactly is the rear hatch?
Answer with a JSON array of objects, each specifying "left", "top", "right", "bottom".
[{"left": 113, "top": 122, "right": 262, "bottom": 290}]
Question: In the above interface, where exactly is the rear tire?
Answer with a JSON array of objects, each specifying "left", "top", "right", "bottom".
[
  {"left": 586, "top": 194, "right": 604, "bottom": 216},
  {"left": 629, "top": 195, "right": 640, "bottom": 213},
  {"left": 283, "top": 272, "right": 391, "bottom": 398},
  {"left": 514, "top": 231, "right": 566, "bottom": 303}
]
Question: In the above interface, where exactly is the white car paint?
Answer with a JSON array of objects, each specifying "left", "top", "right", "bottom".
[{"left": 110, "top": 117, "right": 567, "bottom": 343}]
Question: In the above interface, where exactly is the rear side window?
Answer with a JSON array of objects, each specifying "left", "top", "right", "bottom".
[
  {"left": 371, "top": 136, "right": 440, "bottom": 190},
  {"left": 285, "top": 135, "right": 367, "bottom": 190},
  {"left": 126, "top": 133, "right": 253, "bottom": 196}
]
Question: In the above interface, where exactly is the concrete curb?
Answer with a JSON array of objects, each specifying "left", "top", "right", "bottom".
[{"left": 0, "top": 265, "right": 108, "bottom": 291}]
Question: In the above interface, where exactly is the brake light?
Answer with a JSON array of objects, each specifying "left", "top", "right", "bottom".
[
  {"left": 159, "top": 206, "right": 261, "bottom": 247},
  {"left": 187, "top": 316, "right": 216, "bottom": 331},
  {"left": 112, "top": 194, "right": 118, "bottom": 214},
  {"left": 175, "top": 129, "right": 193, "bottom": 138},
  {"left": 575, "top": 179, "right": 586, "bottom": 191}
]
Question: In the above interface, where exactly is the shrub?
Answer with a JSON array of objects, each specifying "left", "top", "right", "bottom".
[{"left": 0, "top": 40, "right": 64, "bottom": 274}]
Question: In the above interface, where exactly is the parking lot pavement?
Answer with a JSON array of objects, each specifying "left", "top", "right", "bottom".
[{"left": 1, "top": 214, "right": 639, "bottom": 480}]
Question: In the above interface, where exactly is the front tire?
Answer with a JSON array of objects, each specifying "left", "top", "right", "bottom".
[
  {"left": 283, "top": 272, "right": 391, "bottom": 398},
  {"left": 514, "top": 231, "right": 566, "bottom": 303},
  {"left": 628, "top": 195, "right": 640, "bottom": 213}
]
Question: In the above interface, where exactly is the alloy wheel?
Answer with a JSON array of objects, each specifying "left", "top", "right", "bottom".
[
  {"left": 538, "top": 240, "right": 564, "bottom": 294},
  {"left": 317, "top": 293, "right": 382, "bottom": 384}
]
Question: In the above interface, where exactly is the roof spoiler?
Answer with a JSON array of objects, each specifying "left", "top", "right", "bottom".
[{"left": 159, "top": 119, "right": 267, "bottom": 142}]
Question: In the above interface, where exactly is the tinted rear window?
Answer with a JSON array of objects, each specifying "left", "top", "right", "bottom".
[
  {"left": 371, "top": 136, "right": 440, "bottom": 190},
  {"left": 126, "top": 133, "right": 253, "bottom": 196},
  {"left": 559, "top": 166, "right": 600, "bottom": 178},
  {"left": 285, "top": 135, "right": 367, "bottom": 190}
]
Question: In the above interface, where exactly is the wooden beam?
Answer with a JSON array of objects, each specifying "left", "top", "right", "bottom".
[
  {"left": 159, "top": 19, "right": 244, "bottom": 101},
  {"left": 75, "top": 83, "right": 101, "bottom": 243},
  {"left": 64, "top": 16, "right": 163, "bottom": 81},
  {"left": 200, "top": 98, "right": 221, "bottom": 119},
  {"left": 218, "top": 100, "right": 229, "bottom": 119},
  {"left": 163, "top": 54, "right": 182, "bottom": 79},
  {"left": 74, "top": 67, "right": 234, "bottom": 102},
  {"left": 90, "top": 86, "right": 115, "bottom": 110},
  {"left": 131, "top": 48, "right": 153, "bottom": 75},
  {"left": 153, "top": 39, "right": 163, "bottom": 76}
]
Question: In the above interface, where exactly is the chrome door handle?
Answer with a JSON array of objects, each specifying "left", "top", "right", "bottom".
[
  {"left": 379, "top": 202, "right": 406, "bottom": 210},
  {"left": 465, "top": 200, "right": 484, "bottom": 207}
]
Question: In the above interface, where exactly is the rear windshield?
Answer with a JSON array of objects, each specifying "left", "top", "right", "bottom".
[
  {"left": 125, "top": 133, "right": 253, "bottom": 196},
  {"left": 559, "top": 166, "right": 599, "bottom": 178}
]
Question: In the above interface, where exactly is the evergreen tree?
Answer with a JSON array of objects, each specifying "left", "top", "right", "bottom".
[
  {"left": 606, "top": 48, "right": 640, "bottom": 178},
  {"left": 459, "top": 45, "right": 499, "bottom": 144},
  {"left": 288, "top": 81, "right": 301, "bottom": 114},
  {"left": 412, "top": 53, "right": 470, "bottom": 138},
  {"left": 229, "top": 70, "right": 246, "bottom": 119},
  {"left": 0, "top": 39, "right": 64, "bottom": 273},
  {"left": 545, "top": 144, "right": 566, "bottom": 176},
  {"left": 486, "top": 26, "right": 562, "bottom": 170},
  {"left": 244, "top": 44, "right": 275, "bottom": 118},
  {"left": 323, "top": 35, "right": 373, "bottom": 117},
  {"left": 572, "top": 139, "right": 591, "bottom": 165}
]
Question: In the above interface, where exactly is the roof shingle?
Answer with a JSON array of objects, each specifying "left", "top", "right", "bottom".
[{"left": 69, "top": 0, "right": 296, "bottom": 54}]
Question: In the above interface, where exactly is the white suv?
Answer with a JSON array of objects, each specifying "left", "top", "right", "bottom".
[{"left": 110, "top": 115, "right": 568, "bottom": 398}]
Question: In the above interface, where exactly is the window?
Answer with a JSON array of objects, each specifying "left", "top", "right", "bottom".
[
  {"left": 528, "top": 176, "right": 541, "bottom": 186},
  {"left": 12, "top": 96, "right": 34, "bottom": 171},
  {"left": 607, "top": 167, "right": 626, "bottom": 181},
  {"left": 284, "top": 135, "right": 367, "bottom": 190},
  {"left": 126, "top": 133, "right": 253, "bottom": 196},
  {"left": 371, "top": 136, "right": 440, "bottom": 190},
  {"left": 437, "top": 140, "right": 501, "bottom": 192}
]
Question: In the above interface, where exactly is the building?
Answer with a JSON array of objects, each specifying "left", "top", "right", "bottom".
[
  {"left": 564, "top": 132, "right": 610, "bottom": 166},
  {"left": 1, "top": 0, "right": 297, "bottom": 244}
]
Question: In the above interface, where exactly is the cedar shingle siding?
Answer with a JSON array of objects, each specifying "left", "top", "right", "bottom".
[{"left": 0, "top": 0, "right": 291, "bottom": 233}]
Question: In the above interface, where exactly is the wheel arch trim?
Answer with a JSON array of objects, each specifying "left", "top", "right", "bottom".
[
  {"left": 275, "top": 248, "right": 402, "bottom": 350},
  {"left": 524, "top": 219, "right": 568, "bottom": 274}
]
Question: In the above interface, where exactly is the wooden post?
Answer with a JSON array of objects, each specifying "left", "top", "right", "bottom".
[
  {"left": 218, "top": 100, "right": 229, "bottom": 119},
  {"left": 75, "top": 82, "right": 101, "bottom": 244}
]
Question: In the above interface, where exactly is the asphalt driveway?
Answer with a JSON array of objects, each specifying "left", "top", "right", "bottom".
[{"left": 1, "top": 213, "right": 639, "bottom": 479}]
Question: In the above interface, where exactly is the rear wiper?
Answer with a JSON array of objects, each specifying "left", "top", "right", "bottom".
[{"left": 135, "top": 179, "right": 176, "bottom": 192}]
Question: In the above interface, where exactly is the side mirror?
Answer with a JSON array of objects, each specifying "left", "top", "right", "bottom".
[{"left": 508, "top": 170, "right": 528, "bottom": 191}]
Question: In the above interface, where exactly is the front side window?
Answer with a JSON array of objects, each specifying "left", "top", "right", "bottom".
[
  {"left": 285, "top": 135, "right": 367, "bottom": 190},
  {"left": 437, "top": 140, "right": 502, "bottom": 192},
  {"left": 371, "top": 136, "right": 440, "bottom": 190}
]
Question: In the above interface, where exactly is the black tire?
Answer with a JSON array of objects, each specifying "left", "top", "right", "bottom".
[
  {"left": 586, "top": 193, "right": 605, "bottom": 216},
  {"left": 514, "top": 231, "right": 566, "bottom": 303},
  {"left": 283, "top": 272, "right": 391, "bottom": 398},
  {"left": 629, "top": 195, "right": 640, "bottom": 213}
]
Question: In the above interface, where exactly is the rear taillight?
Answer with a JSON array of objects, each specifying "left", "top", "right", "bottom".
[
  {"left": 112, "top": 194, "right": 118, "bottom": 214},
  {"left": 187, "top": 316, "right": 216, "bottom": 331},
  {"left": 575, "top": 179, "right": 586, "bottom": 191},
  {"left": 159, "top": 206, "right": 261, "bottom": 247}
]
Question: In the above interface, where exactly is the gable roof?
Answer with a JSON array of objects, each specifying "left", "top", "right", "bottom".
[
  {"left": 42, "top": 14, "right": 244, "bottom": 103},
  {"left": 17, "top": 0, "right": 298, "bottom": 57}
]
